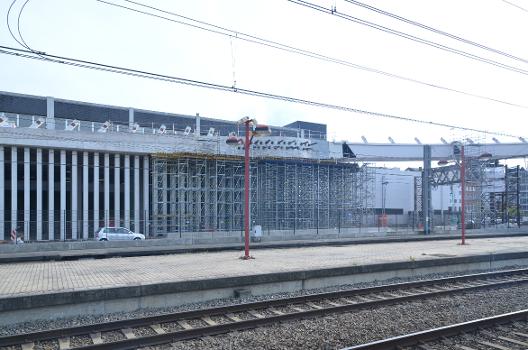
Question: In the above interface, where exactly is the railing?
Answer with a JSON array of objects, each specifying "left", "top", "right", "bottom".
[{"left": 0, "top": 112, "right": 327, "bottom": 140}]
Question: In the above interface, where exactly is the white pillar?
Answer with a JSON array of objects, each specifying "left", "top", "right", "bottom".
[
  {"left": 36, "top": 149, "right": 43, "bottom": 241},
  {"left": 24, "top": 148, "right": 30, "bottom": 239},
  {"left": 71, "top": 151, "right": 78, "bottom": 240},
  {"left": 94, "top": 153, "right": 100, "bottom": 233},
  {"left": 11, "top": 147, "right": 17, "bottom": 233},
  {"left": 48, "top": 150, "right": 54, "bottom": 239},
  {"left": 83, "top": 152, "right": 89, "bottom": 239},
  {"left": 46, "top": 96, "right": 55, "bottom": 130},
  {"left": 104, "top": 153, "right": 110, "bottom": 227},
  {"left": 195, "top": 113, "right": 201, "bottom": 136},
  {"left": 60, "top": 150, "right": 66, "bottom": 240},
  {"left": 124, "top": 155, "right": 130, "bottom": 229},
  {"left": 143, "top": 156, "right": 149, "bottom": 236},
  {"left": 0, "top": 146, "right": 4, "bottom": 240},
  {"left": 134, "top": 155, "right": 140, "bottom": 232},
  {"left": 114, "top": 154, "right": 120, "bottom": 227},
  {"left": 128, "top": 108, "right": 134, "bottom": 128}
]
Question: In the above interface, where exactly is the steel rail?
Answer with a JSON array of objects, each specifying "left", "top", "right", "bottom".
[
  {"left": 341, "top": 309, "right": 528, "bottom": 350},
  {"left": 1, "top": 268, "right": 528, "bottom": 349}
]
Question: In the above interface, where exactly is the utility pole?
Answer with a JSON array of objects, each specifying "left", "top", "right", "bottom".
[{"left": 460, "top": 145, "right": 466, "bottom": 245}]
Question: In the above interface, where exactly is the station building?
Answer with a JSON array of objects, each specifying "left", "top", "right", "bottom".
[{"left": 0, "top": 90, "right": 382, "bottom": 241}]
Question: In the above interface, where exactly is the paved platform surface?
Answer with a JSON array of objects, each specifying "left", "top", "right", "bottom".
[
  {"left": 1, "top": 231, "right": 527, "bottom": 264},
  {"left": 1, "top": 236, "right": 528, "bottom": 299}
]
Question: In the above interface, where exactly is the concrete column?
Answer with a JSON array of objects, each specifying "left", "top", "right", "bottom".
[
  {"left": 11, "top": 147, "right": 17, "bottom": 233},
  {"left": 0, "top": 146, "right": 4, "bottom": 240},
  {"left": 60, "top": 150, "right": 66, "bottom": 240},
  {"left": 195, "top": 113, "right": 200, "bottom": 136},
  {"left": 124, "top": 155, "right": 130, "bottom": 229},
  {"left": 143, "top": 156, "right": 149, "bottom": 236},
  {"left": 71, "top": 151, "right": 78, "bottom": 240},
  {"left": 422, "top": 145, "right": 432, "bottom": 234},
  {"left": 128, "top": 108, "right": 134, "bottom": 128},
  {"left": 48, "top": 150, "right": 54, "bottom": 239},
  {"left": 93, "top": 153, "right": 100, "bottom": 233},
  {"left": 24, "top": 148, "right": 30, "bottom": 239},
  {"left": 104, "top": 153, "right": 110, "bottom": 227},
  {"left": 114, "top": 154, "right": 120, "bottom": 227},
  {"left": 83, "top": 152, "right": 89, "bottom": 239},
  {"left": 36, "top": 148, "right": 43, "bottom": 241},
  {"left": 46, "top": 96, "right": 55, "bottom": 130},
  {"left": 134, "top": 155, "right": 140, "bottom": 232}
]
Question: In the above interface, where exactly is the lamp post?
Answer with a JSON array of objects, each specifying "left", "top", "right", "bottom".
[
  {"left": 438, "top": 144, "right": 492, "bottom": 245},
  {"left": 226, "top": 117, "right": 271, "bottom": 259},
  {"left": 460, "top": 145, "right": 466, "bottom": 245}
]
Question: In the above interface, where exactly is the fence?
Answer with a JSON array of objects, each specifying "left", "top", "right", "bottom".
[{"left": 1, "top": 209, "right": 523, "bottom": 243}]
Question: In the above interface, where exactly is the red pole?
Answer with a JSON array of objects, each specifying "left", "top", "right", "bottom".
[
  {"left": 243, "top": 121, "right": 251, "bottom": 259},
  {"left": 460, "top": 145, "right": 466, "bottom": 245}
]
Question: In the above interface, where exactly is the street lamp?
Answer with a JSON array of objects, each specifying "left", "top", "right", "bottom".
[{"left": 226, "top": 117, "right": 271, "bottom": 260}]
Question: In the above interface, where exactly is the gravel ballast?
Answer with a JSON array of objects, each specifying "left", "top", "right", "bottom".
[
  {"left": 158, "top": 285, "right": 528, "bottom": 350},
  {"left": 1, "top": 265, "right": 528, "bottom": 349}
]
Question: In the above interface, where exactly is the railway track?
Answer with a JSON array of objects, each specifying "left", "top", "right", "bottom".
[
  {"left": 2, "top": 268, "right": 528, "bottom": 350},
  {"left": 342, "top": 309, "right": 528, "bottom": 350}
]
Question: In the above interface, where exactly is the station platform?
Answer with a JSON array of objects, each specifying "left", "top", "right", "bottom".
[
  {"left": 0, "top": 230, "right": 527, "bottom": 264},
  {"left": 2, "top": 235, "right": 528, "bottom": 325}
]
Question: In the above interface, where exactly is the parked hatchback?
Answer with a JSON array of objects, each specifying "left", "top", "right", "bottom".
[{"left": 96, "top": 227, "right": 145, "bottom": 241}]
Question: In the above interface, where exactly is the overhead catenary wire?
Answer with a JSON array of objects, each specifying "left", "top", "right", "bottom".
[
  {"left": 92, "top": 0, "right": 528, "bottom": 110},
  {"left": 344, "top": 0, "right": 528, "bottom": 65},
  {"left": 0, "top": 45, "right": 525, "bottom": 140},
  {"left": 288, "top": 0, "right": 528, "bottom": 77},
  {"left": 500, "top": 0, "right": 528, "bottom": 13},
  {"left": 6, "top": 0, "right": 27, "bottom": 49},
  {"left": 17, "top": 0, "right": 33, "bottom": 51}
]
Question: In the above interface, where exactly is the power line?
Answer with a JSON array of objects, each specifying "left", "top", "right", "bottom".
[
  {"left": 345, "top": 0, "right": 528, "bottom": 65},
  {"left": 288, "top": 0, "right": 528, "bottom": 77},
  {"left": 17, "top": 0, "right": 33, "bottom": 50},
  {"left": 500, "top": 0, "right": 528, "bottom": 13},
  {"left": 6, "top": 0, "right": 27, "bottom": 49},
  {"left": 92, "top": 0, "right": 528, "bottom": 110},
  {"left": 0, "top": 45, "right": 525, "bottom": 140}
]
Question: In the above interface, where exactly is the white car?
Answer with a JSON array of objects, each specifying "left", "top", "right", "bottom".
[{"left": 96, "top": 227, "right": 145, "bottom": 241}]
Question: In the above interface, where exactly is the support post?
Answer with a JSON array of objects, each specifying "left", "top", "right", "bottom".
[
  {"left": 134, "top": 155, "right": 140, "bottom": 232},
  {"left": 114, "top": 154, "right": 120, "bottom": 227},
  {"left": 94, "top": 153, "right": 100, "bottom": 233},
  {"left": 143, "top": 156, "right": 150, "bottom": 236},
  {"left": 11, "top": 147, "right": 17, "bottom": 234},
  {"left": 243, "top": 121, "right": 251, "bottom": 259},
  {"left": 517, "top": 166, "right": 521, "bottom": 228},
  {"left": 104, "top": 153, "right": 110, "bottom": 227},
  {"left": 422, "top": 145, "right": 432, "bottom": 234},
  {"left": 60, "top": 150, "right": 66, "bottom": 240},
  {"left": 0, "top": 147, "right": 4, "bottom": 240},
  {"left": 83, "top": 152, "right": 89, "bottom": 239},
  {"left": 48, "top": 150, "right": 54, "bottom": 239},
  {"left": 124, "top": 155, "right": 130, "bottom": 229},
  {"left": 36, "top": 149, "right": 42, "bottom": 240},
  {"left": 24, "top": 148, "right": 30, "bottom": 240},
  {"left": 461, "top": 145, "right": 466, "bottom": 245},
  {"left": 46, "top": 96, "right": 55, "bottom": 130},
  {"left": 71, "top": 151, "right": 78, "bottom": 240}
]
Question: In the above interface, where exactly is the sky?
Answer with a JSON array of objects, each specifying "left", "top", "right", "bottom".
[{"left": 1, "top": 0, "right": 528, "bottom": 152}]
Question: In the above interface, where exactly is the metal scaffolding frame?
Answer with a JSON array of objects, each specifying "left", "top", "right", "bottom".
[{"left": 151, "top": 154, "right": 375, "bottom": 235}]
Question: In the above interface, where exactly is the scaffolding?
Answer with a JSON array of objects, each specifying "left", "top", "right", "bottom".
[{"left": 151, "top": 154, "right": 375, "bottom": 235}]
